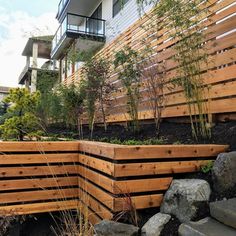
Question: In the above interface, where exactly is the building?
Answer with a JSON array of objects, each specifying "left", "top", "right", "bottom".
[
  {"left": 0, "top": 86, "right": 11, "bottom": 103},
  {"left": 19, "top": 36, "right": 58, "bottom": 92},
  {"left": 51, "top": 0, "right": 152, "bottom": 82}
]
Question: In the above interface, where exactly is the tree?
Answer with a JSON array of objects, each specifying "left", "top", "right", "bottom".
[
  {"left": 36, "top": 70, "right": 59, "bottom": 127},
  {"left": 0, "top": 88, "right": 43, "bottom": 141},
  {"left": 114, "top": 46, "right": 141, "bottom": 132},
  {"left": 82, "top": 57, "right": 112, "bottom": 136},
  {"left": 56, "top": 83, "right": 85, "bottom": 132},
  {"left": 139, "top": 49, "right": 166, "bottom": 136}
]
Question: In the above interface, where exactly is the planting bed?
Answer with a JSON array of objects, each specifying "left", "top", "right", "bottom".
[{"left": 48, "top": 120, "right": 236, "bottom": 150}]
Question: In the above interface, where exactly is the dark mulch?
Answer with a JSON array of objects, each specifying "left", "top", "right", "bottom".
[{"left": 48, "top": 121, "right": 236, "bottom": 151}]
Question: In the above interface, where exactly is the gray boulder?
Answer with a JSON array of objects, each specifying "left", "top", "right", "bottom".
[
  {"left": 160, "top": 179, "right": 211, "bottom": 222},
  {"left": 141, "top": 213, "right": 171, "bottom": 236},
  {"left": 94, "top": 220, "right": 139, "bottom": 236},
  {"left": 212, "top": 152, "right": 236, "bottom": 192},
  {"left": 178, "top": 217, "right": 236, "bottom": 236}
]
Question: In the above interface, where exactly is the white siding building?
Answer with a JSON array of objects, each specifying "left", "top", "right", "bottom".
[{"left": 51, "top": 0, "right": 153, "bottom": 81}]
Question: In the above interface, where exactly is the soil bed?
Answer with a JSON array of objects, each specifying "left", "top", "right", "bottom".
[{"left": 48, "top": 121, "right": 236, "bottom": 150}]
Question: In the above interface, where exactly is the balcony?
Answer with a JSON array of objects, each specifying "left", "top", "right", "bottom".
[{"left": 51, "top": 13, "right": 106, "bottom": 59}]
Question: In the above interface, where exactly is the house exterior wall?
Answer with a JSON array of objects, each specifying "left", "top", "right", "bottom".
[
  {"left": 105, "top": 0, "right": 152, "bottom": 42},
  {"left": 85, "top": 0, "right": 153, "bottom": 43},
  {"left": 57, "top": 0, "right": 153, "bottom": 80}
]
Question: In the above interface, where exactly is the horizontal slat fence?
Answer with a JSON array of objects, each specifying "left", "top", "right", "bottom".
[
  {"left": 78, "top": 141, "right": 228, "bottom": 222},
  {"left": 0, "top": 142, "right": 80, "bottom": 219},
  {"left": 0, "top": 141, "right": 229, "bottom": 224},
  {"left": 65, "top": 0, "right": 236, "bottom": 124}
]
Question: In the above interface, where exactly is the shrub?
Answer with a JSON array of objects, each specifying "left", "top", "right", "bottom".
[{"left": 0, "top": 88, "right": 43, "bottom": 141}]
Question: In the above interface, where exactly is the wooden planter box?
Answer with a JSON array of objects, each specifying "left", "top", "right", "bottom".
[{"left": 0, "top": 141, "right": 229, "bottom": 224}]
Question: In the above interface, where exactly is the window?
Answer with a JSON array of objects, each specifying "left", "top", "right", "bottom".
[
  {"left": 87, "top": 3, "right": 103, "bottom": 35},
  {"left": 113, "top": 0, "right": 130, "bottom": 18}
]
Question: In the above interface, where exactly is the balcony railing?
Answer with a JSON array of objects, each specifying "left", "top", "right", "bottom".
[
  {"left": 57, "top": 0, "right": 70, "bottom": 19},
  {"left": 52, "top": 13, "right": 106, "bottom": 57}
]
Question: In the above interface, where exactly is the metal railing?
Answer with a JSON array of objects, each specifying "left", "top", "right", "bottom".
[{"left": 52, "top": 13, "right": 106, "bottom": 55}]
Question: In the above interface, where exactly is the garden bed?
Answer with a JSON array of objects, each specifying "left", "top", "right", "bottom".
[{"left": 48, "top": 120, "right": 236, "bottom": 150}]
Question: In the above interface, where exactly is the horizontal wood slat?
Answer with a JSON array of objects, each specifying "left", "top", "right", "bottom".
[
  {"left": 0, "top": 200, "right": 79, "bottom": 216},
  {"left": 0, "top": 142, "right": 79, "bottom": 152}
]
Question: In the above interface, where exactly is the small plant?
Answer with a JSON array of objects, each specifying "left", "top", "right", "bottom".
[
  {"left": 82, "top": 57, "right": 112, "bottom": 137},
  {"left": 114, "top": 46, "right": 141, "bottom": 133},
  {"left": 36, "top": 70, "right": 59, "bottom": 127},
  {"left": 0, "top": 88, "right": 43, "bottom": 141},
  {"left": 201, "top": 161, "right": 214, "bottom": 174},
  {"left": 139, "top": 47, "right": 166, "bottom": 136},
  {"left": 99, "top": 138, "right": 166, "bottom": 145},
  {"left": 56, "top": 83, "right": 85, "bottom": 133},
  {"left": 113, "top": 189, "right": 139, "bottom": 227}
]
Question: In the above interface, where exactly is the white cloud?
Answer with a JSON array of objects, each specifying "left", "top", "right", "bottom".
[{"left": 0, "top": 9, "right": 58, "bottom": 87}]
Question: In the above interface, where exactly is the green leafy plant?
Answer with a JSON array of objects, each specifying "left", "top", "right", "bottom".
[
  {"left": 201, "top": 161, "right": 214, "bottom": 173},
  {"left": 139, "top": 47, "right": 166, "bottom": 136},
  {"left": 114, "top": 46, "right": 141, "bottom": 133},
  {"left": 0, "top": 88, "right": 43, "bottom": 141},
  {"left": 82, "top": 57, "right": 112, "bottom": 137},
  {"left": 99, "top": 138, "right": 166, "bottom": 145},
  {"left": 36, "top": 70, "right": 59, "bottom": 127},
  {"left": 56, "top": 83, "right": 85, "bottom": 133}
]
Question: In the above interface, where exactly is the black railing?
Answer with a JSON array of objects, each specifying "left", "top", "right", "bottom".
[
  {"left": 57, "top": 0, "right": 70, "bottom": 18},
  {"left": 52, "top": 13, "right": 106, "bottom": 55}
]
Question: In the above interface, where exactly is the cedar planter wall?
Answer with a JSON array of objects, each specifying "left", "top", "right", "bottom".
[
  {"left": 66, "top": 0, "right": 236, "bottom": 123},
  {"left": 0, "top": 141, "right": 228, "bottom": 224}
]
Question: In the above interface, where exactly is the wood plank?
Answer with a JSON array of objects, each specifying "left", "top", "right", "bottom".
[
  {"left": 78, "top": 165, "right": 115, "bottom": 193},
  {"left": 0, "top": 176, "right": 78, "bottom": 191},
  {"left": 114, "top": 194, "right": 164, "bottom": 212},
  {"left": 78, "top": 177, "right": 114, "bottom": 210},
  {"left": 78, "top": 189, "right": 113, "bottom": 220},
  {"left": 0, "top": 200, "right": 79, "bottom": 216},
  {"left": 0, "top": 188, "right": 78, "bottom": 204},
  {"left": 106, "top": 95, "right": 236, "bottom": 121},
  {"left": 113, "top": 145, "right": 228, "bottom": 160},
  {"left": 114, "top": 160, "right": 212, "bottom": 177},
  {"left": 0, "top": 165, "right": 78, "bottom": 177},
  {"left": 0, "top": 141, "right": 79, "bottom": 152},
  {"left": 79, "top": 154, "right": 115, "bottom": 176},
  {"left": 79, "top": 141, "right": 116, "bottom": 159},
  {"left": 114, "top": 177, "right": 172, "bottom": 194},
  {"left": 110, "top": 78, "right": 236, "bottom": 112},
  {"left": 0, "top": 153, "right": 79, "bottom": 165}
]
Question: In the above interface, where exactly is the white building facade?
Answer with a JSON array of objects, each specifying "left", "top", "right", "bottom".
[{"left": 51, "top": 0, "right": 152, "bottom": 81}]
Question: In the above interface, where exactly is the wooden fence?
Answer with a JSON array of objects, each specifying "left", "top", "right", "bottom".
[
  {"left": 66, "top": 0, "right": 236, "bottom": 124},
  {"left": 0, "top": 141, "right": 228, "bottom": 224},
  {"left": 0, "top": 142, "right": 79, "bottom": 216}
]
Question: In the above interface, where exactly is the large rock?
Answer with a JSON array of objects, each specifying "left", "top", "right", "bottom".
[
  {"left": 212, "top": 152, "right": 236, "bottom": 192},
  {"left": 160, "top": 179, "right": 211, "bottom": 222},
  {"left": 94, "top": 220, "right": 139, "bottom": 236},
  {"left": 210, "top": 198, "right": 236, "bottom": 229},
  {"left": 178, "top": 217, "right": 236, "bottom": 236},
  {"left": 141, "top": 213, "right": 171, "bottom": 236}
]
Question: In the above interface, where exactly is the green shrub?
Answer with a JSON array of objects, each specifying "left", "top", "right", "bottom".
[{"left": 0, "top": 88, "right": 43, "bottom": 141}]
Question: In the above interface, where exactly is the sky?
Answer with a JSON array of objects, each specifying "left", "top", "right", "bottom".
[{"left": 0, "top": 0, "right": 59, "bottom": 87}]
